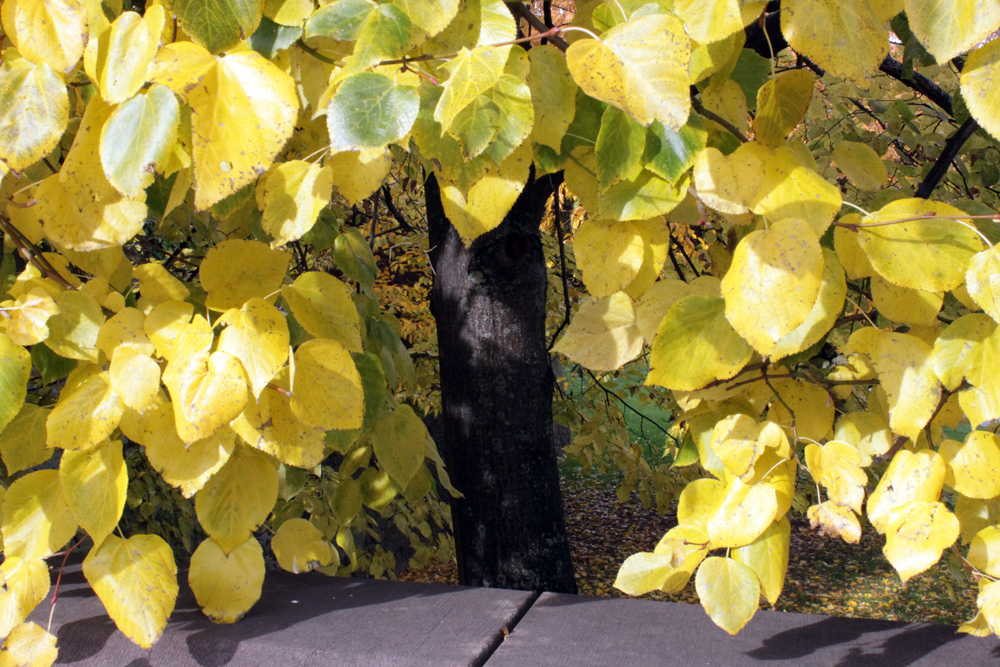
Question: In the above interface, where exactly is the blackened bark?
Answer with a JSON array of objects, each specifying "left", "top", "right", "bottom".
[{"left": 426, "top": 171, "right": 577, "bottom": 594}]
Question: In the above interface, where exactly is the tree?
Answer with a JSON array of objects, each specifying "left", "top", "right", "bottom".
[{"left": 3, "top": 0, "right": 1000, "bottom": 662}]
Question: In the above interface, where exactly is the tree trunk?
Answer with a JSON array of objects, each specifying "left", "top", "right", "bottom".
[{"left": 426, "top": 171, "right": 577, "bottom": 594}]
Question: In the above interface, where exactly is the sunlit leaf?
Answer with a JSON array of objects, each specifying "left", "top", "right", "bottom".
[
  {"left": 867, "top": 449, "right": 945, "bottom": 533},
  {"left": 196, "top": 445, "right": 278, "bottom": 553},
  {"left": 271, "top": 518, "right": 335, "bottom": 573},
  {"left": 281, "top": 272, "right": 363, "bottom": 352},
  {"left": 574, "top": 218, "right": 645, "bottom": 298},
  {"left": 807, "top": 501, "right": 861, "bottom": 544},
  {"left": 0, "top": 621, "right": 58, "bottom": 667},
  {"left": 59, "top": 439, "right": 127, "bottom": 545},
  {"left": 1, "top": 470, "right": 77, "bottom": 561},
  {"left": 940, "top": 431, "right": 1000, "bottom": 500},
  {"left": 188, "top": 536, "right": 265, "bottom": 623},
  {"left": 290, "top": 338, "right": 365, "bottom": 430},
  {"left": 965, "top": 246, "right": 1000, "bottom": 324},
  {"left": 199, "top": 239, "right": 290, "bottom": 311},
  {"left": 100, "top": 85, "right": 180, "bottom": 198},
  {"left": 0, "top": 558, "right": 49, "bottom": 640},
  {"left": 327, "top": 73, "right": 419, "bottom": 152},
  {"left": 1, "top": 0, "right": 88, "bottom": 73},
  {"left": 805, "top": 441, "right": 866, "bottom": 513},
  {"left": 143, "top": 406, "right": 236, "bottom": 498},
  {"left": 553, "top": 292, "right": 643, "bottom": 372},
  {"left": 46, "top": 371, "right": 123, "bottom": 451},
  {"left": 0, "top": 51, "right": 69, "bottom": 172},
  {"left": 907, "top": 0, "right": 1000, "bottom": 64},
  {"left": 882, "top": 501, "right": 959, "bottom": 582},
  {"left": 217, "top": 298, "right": 290, "bottom": 399},
  {"left": 85, "top": 7, "right": 166, "bottom": 104},
  {"left": 695, "top": 556, "right": 759, "bottom": 635},
  {"left": 732, "top": 517, "right": 789, "bottom": 606}
]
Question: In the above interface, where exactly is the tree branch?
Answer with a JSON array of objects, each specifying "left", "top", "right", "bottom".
[
  {"left": 506, "top": 2, "right": 569, "bottom": 51},
  {"left": 915, "top": 117, "right": 980, "bottom": 199}
]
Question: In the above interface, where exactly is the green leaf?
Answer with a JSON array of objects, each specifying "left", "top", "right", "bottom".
[
  {"left": 695, "top": 556, "right": 760, "bottom": 635},
  {"left": 327, "top": 73, "right": 419, "bottom": 152},
  {"left": 566, "top": 14, "right": 690, "bottom": 129},
  {"left": 165, "top": 0, "right": 265, "bottom": 54},
  {"left": 196, "top": 446, "right": 278, "bottom": 553},
  {"left": 448, "top": 95, "right": 502, "bottom": 159},
  {"left": 333, "top": 227, "right": 378, "bottom": 293},
  {"left": 753, "top": 69, "right": 815, "bottom": 145},
  {"left": 434, "top": 46, "right": 509, "bottom": 132},
  {"left": 595, "top": 105, "right": 645, "bottom": 188},
  {"left": 371, "top": 405, "right": 428, "bottom": 489},
  {"left": 82, "top": 534, "right": 178, "bottom": 649},
  {"left": 389, "top": 0, "right": 459, "bottom": 38},
  {"left": 600, "top": 170, "right": 689, "bottom": 221},
  {"left": 304, "top": 0, "right": 373, "bottom": 40},
  {"left": 0, "top": 50, "right": 69, "bottom": 172},
  {"left": 647, "top": 294, "right": 752, "bottom": 391},
  {"left": 645, "top": 115, "right": 706, "bottom": 183},
  {"left": 100, "top": 84, "right": 180, "bottom": 198}
]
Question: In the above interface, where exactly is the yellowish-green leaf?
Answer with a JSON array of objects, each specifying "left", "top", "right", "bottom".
[
  {"left": 807, "top": 501, "right": 861, "bottom": 544},
  {"left": 0, "top": 404, "right": 49, "bottom": 475},
  {"left": 371, "top": 405, "right": 428, "bottom": 489},
  {"left": 1, "top": 470, "right": 77, "bottom": 560},
  {"left": 271, "top": 518, "right": 336, "bottom": 573},
  {"left": 165, "top": 0, "right": 264, "bottom": 54},
  {"left": 0, "top": 333, "right": 30, "bottom": 437},
  {"left": 732, "top": 517, "right": 789, "bottom": 606},
  {"left": 674, "top": 0, "right": 744, "bottom": 44},
  {"left": 753, "top": 69, "right": 815, "bottom": 145},
  {"left": 0, "top": 52, "right": 69, "bottom": 172},
  {"left": 188, "top": 536, "right": 264, "bottom": 623},
  {"left": 635, "top": 276, "right": 721, "bottom": 344},
  {"left": 703, "top": 78, "right": 748, "bottom": 136},
  {"left": 867, "top": 449, "right": 945, "bottom": 533},
  {"left": 232, "top": 371, "right": 326, "bottom": 469},
  {"left": 281, "top": 272, "right": 363, "bottom": 352},
  {"left": 647, "top": 294, "right": 752, "bottom": 391},
  {"left": 845, "top": 328, "right": 940, "bottom": 441},
  {"left": 217, "top": 298, "right": 290, "bottom": 400},
  {"left": 722, "top": 218, "right": 823, "bottom": 356},
  {"left": 0, "top": 558, "right": 50, "bottom": 640},
  {"left": 566, "top": 14, "right": 690, "bottom": 129},
  {"left": 940, "top": 431, "right": 1000, "bottom": 500},
  {"left": 82, "top": 534, "right": 177, "bottom": 649},
  {"left": 0, "top": 621, "right": 58, "bottom": 667},
  {"left": 134, "top": 264, "right": 191, "bottom": 304},
  {"left": 552, "top": 292, "right": 643, "bottom": 372},
  {"left": 695, "top": 556, "right": 759, "bottom": 635},
  {"left": 434, "top": 46, "right": 508, "bottom": 132},
  {"left": 143, "top": 406, "right": 236, "bottom": 497},
  {"left": 870, "top": 273, "right": 943, "bottom": 326},
  {"left": 857, "top": 198, "right": 984, "bottom": 292},
  {"left": 574, "top": 218, "right": 645, "bottom": 298},
  {"left": 780, "top": 0, "right": 888, "bottom": 86},
  {"left": 196, "top": 445, "right": 278, "bottom": 553},
  {"left": 85, "top": 7, "right": 166, "bottom": 104},
  {"left": 1, "top": 0, "right": 88, "bottom": 73},
  {"left": 965, "top": 246, "right": 1000, "bottom": 323},
  {"left": 831, "top": 140, "right": 888, "bottom": 191},
  {"left": 389, "top": 0, "right": 459, "bottom": 38},
  {"left": 770, "top": 249, "right": 846, "bottom": 361},
  {"left": 599, "top": 169, "right": 689, "bottom": 222},
  {"left": 290, "top": 338, "right": 365, "bottom": 430},
  {"left": 100, "top": 84, "right": 180, "bottom": 198},
  {"left": 46, "top": 371, "right": 123, "bottom": 451},
  {"left": 527, "top": 44, "right": 577, "bottom": 152},
  {"left": 804, "top": 441, "right": 866, "bottom": 513},
  {"left": 750, "top": 146, "right": 842, "bottom": 235},
  {"left": 595, "top": 105, "right": 645, "bottom": 188},
  {"left": 882, "top": 500, "right": 959, "bottom": 582},
  {"left": 151, "top": 43, "right": 299, "bottom": 209},
  {"left": 906, "top": 0, "right": 1000, "bottom": 65},
  {"left": 59, "top": 438, "right": 126, "bottom": 545},
  {"left": 327, "top": 73, "right": 419, "bottom": 152},
  {"left": 258, "top": 160, "right": 333, "bottom": 248},
  {"left": 199, "top": 239, "right": 290, "bottom": 311}
]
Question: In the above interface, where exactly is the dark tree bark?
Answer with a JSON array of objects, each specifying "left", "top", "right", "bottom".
[{"left": 425, "top": 170, "right": 577, "bottom": 594}]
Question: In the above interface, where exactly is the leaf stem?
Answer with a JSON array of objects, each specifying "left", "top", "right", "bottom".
[{"left": 833, "top": 212, "right": 995, "bottom": 248}]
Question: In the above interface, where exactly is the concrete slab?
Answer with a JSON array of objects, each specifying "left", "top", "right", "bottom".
[
  {"left": 488, "top": 593, "right": 1000, "bottom": 667},
  {"left": 31, "top": 562, "right": 533, "bottom": 666}
]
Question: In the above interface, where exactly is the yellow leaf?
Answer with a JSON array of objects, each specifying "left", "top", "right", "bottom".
[
  {"left": 188, "top": 536, "right": 264, "bottom": 624},
  {"left": 678, "top": 477, "right": 726, "bottom": 530},
  {"left": 3, "top": 288, "right": 59, "bottom": 346},
  {"left": 753, "top": 70, "right": 815, "bottom": 145},
  {"left": 143, "top": 300, "right": 195, "bottom": 360},
  {"left": 831, "top": 140, "right": 888, "bottom": 191},
  {"left": 613, "top": 552, "right": 680, "bottom": 596},
  {"left": 962, "top": 38, "right": 1000, "bottom": 142},
  {"left": 883, "top": 501, "right": 959, "bottom": 582},
  {"left": 0, "top": 404, "right": 49, "bottom": 475},
  {"left": 199, "top": 239, "right": 290, "bottom": 312},
  {"left": 767, "top": 377, "right": 835, "bottom": 443},
  {"left": 805, "top": 441, "right": 866, "bottom": 513},
  {"left": 940, "top": 432, "right": 1000, "bottom": 500},
  {"left": 651, "top": 524, "right": 709, "bottom": 594},
  {"left": 162, "top": 341, "right": 248, "bottom": 443},
  {"left": 833, "top": 411, "right": 892, "bottom": 467},
  {"left": 870, "top": 273, "right": 943, "bottom": 326},
  {"left": 143, "top": 406, "right": 235, "bottom": 498},
  {"left": 0, "top": 621, "right": 58, "bottom": 667},
  {"left": 693, "top": 146, "right": 749, "bottom": 215},
  {"left": 574, "top": 218, "right": 645, "bottom": 298},
  {"left": 695, "top": 557, "right": 759, "bottom": 635},
  {"left": 780, "top": 0, "right": 888, "bottom": 86},
  {"left": 0, "top": 558, "right": 50, "bottom": 640},
  {"left": 1, "top": 470, "right": 77, "bottom": 560},
  {"left": 134, "top": 263, "right": 191, "bottom": 304},
  {"left": 703, "top": 78, "right": 749, "bottom": 136},
  {"left": 280, "top": 272, "right": 363, "bottom": 352},
  {"left": 807, "top": 501, "right": 862, "bottom": 544},
  {"left": 566, "top": 14, "right": 690, "bottom": 129},
  {"left": 258, "top": 160, "right": 333, "bottom": 248},
  {"left": 439, "top": 141, "right": 532, "bottom": 244},
  {"left": 271, "top": 518, "right": 336, "bottom": 573},
  {"left": 109, "top": 348, "right": 161, "bottom": 413},
  {"left": 232, "top": 370, "right": 326, "bottom": 469},
  {"left": 290, "top": 339, "right": 365, "bottom": 430},
  {"left": 933, "top": 315, "right": 998, "bottom": 391},
  {"left": 2, "top": 0, "right": 88, "bottom": 73},
  {"left": 58, "top": 438, "right": 126, "bottom": 545},
  {"left": 956, "top": 494, "right": 1000, "bottom": 544},
  {"left": 907, "top": 0, "right": 1000, "bottom": 64},
  {"left": 707, "top": 477, "right": 779, "bottom": 548},
  {"left": 371, "top": 405, "right": 428, "bottom": 489},
  {"left": 857, "top": 199, "right": 984, "bottom": 292},
  {"left": 732, "top": 517, "right": 790, "bottom": 606},
  {"left": 722, "top": 218, "right": 823, "bottom": 356},
  {"left": 675, "top": 0, "right": 744, "bottom": 44},
  {"left": 553, "top": 292, "right": 643, "bottom": 372},
  {"left": 85, "top": 6, "right": 165, "bottom": 103},
  {"left": 151, "top": 43, "right": 299, "bottom": 209},
  {"left": 46, "top": 371, "right": 123, "bottom": 451},
  {"left": 969, "top": 525, "right": 1000, "bottom": 579},
  {"left": 326, "top": 149, "right": 392, "bottom": 205},
  {"left": 770, "top": 249, "right": 846, "bottom": 361},
  {"left": 965, "top": 246, "right": 1000, "bottom": 324},
  {"left": 845, "top": 328, "right": 940, "bottom": 441},
  {"left": 751, "top": 146, "right": 842, "bottom": 234},
  {"left": 635, "top": 276, "right": 721, "bottom": 344},
  {"left": 42, "top": 290, "right": 103, "bottom": 363},
  {"left": 97, "top": 307, "right": 156, "bottom": 359},
  {"left": 834, "top": 217, "right": 875, "bottom": 280},
  {"left": 82, "top": 534, "right": 177, "bottom": 649},
  {"left": 527, "top": 44, "right": 578, "bottom": 152},
  {"left": 623, "top": 218, "right": 671, "bottom": 299},
  {"left": 978, "top": 579, "right": 1000, "bottom": 636},
  {"left": 217, "top": 299, "right": 290, "bottom": 400},
  {"left": 709, "top": 413, "right": 772, "bottom": 480},
  {"left": 0, "top": 51, "right": 69, "bottom": 173},
  {"left": 196, "top": 446, "right": 278, "bottom": 553},
  {"left": 647, "top": 294, "right": 752, "bottom": 390},
  {"left": 867, "top": 449, "right": 945, "bottom": 533}
]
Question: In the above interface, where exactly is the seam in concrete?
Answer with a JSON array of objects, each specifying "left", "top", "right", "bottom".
[{"left": 474, "top": 590, "right": 542, "bottom": 667}]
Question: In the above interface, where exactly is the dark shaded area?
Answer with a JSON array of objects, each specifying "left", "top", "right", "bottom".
[{"left": 425, "top": 171, "right": 577, "bottom": 594}]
